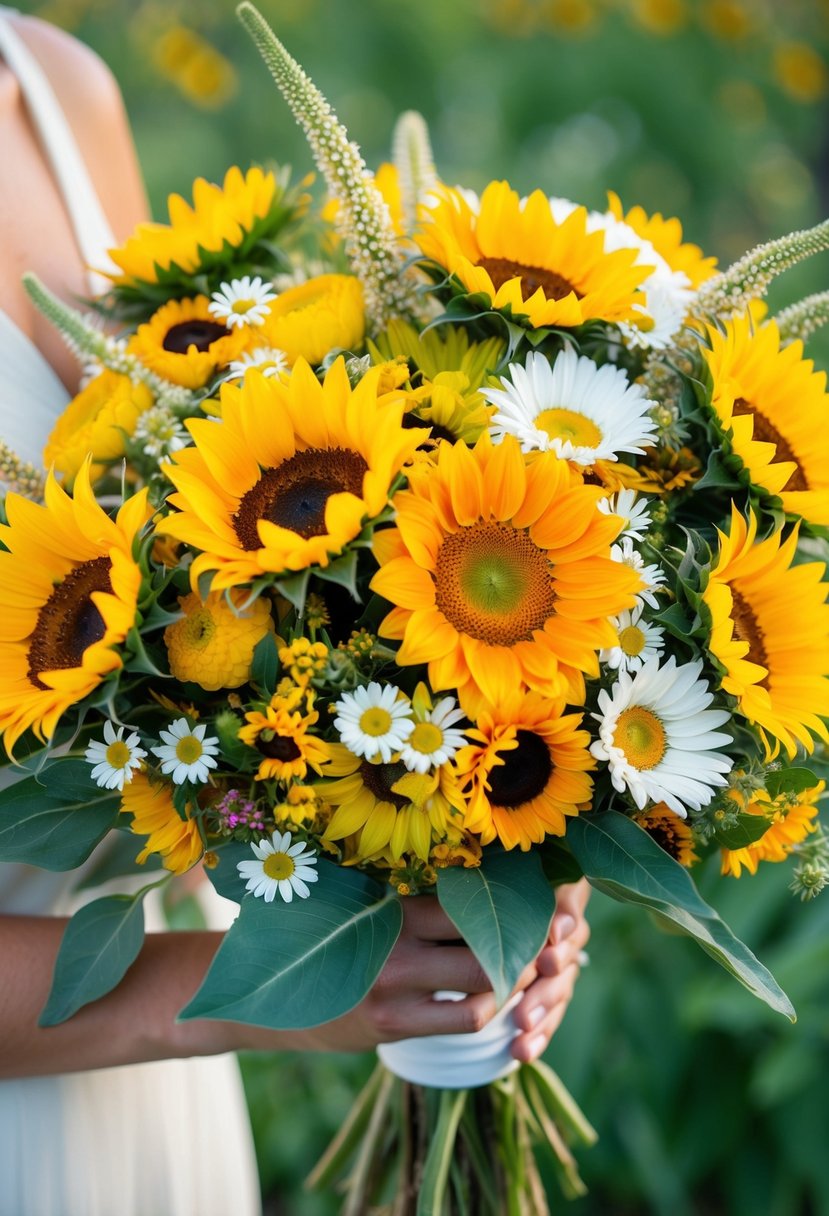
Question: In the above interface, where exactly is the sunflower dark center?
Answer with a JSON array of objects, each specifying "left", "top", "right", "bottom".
[
  {"left": 478, "top": 256, "right": 581, "bottom": 302},
  {"left": 232, "top": 448, "right": 369, "bottom": 549},
  {"left": 730, "top": 586, "right": 770, "bottom": 688},
  {"left": 256, "top": 733, "right": 302, "bottom": 762},
  {"left": 487, "top": 730, "right": 553, "bottom": 808},
  {"left": 644, "top": 821, "right": 683, "bottom": 861},
  {"left": 732, "top": 397, "right": 809, "bottom": 492},
  {"left": 359, "top": 760, "right": 409, "bottom": 810},
  {"left": 27, "top": 557, "right": 112, "bottom": 689},
  {"left": 402, "top": 411, "right": 457, "bottom": 446},
  {"left": 163, "top": 320, "right": 229, "bottom": 354}
]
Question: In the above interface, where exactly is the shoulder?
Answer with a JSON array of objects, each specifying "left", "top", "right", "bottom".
[{"left": 6, "top": 12, "right": 122, "bottom": 112}]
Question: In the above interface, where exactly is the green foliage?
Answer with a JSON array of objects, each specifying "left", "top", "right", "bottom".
[{"left": 0, "top": 759, "right": 120, "bottom": 870}]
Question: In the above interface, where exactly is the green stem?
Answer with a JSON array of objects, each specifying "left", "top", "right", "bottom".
[
  {"left": 341, "top": 1068, "right": 397, "bottom": 1216},
  {"left": 305, "top": 1060, "right": 385, "bottom": 1191},
  {"left": 416, "top": 1088, "right": 467, "bottom": 1216}
]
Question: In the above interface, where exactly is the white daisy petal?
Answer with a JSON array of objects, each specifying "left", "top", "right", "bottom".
[
  {"left": 334, "top": 682, "right": 414, "bottom": 762},
  {"left": 208, "top": 275, "right": 278, "bottom": 329},
  {"left": 236, "top": 829, "right": 319, "bottom": 903}
]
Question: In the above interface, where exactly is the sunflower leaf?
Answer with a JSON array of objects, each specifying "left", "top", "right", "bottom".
[
  {"left": 250, "top": 632, "right": 280, "bottom": 697},
  {"left": 764, "top": 768, "right": 820, "bottom": 800},
  {"left": 0, "top": 759, "right": 120, "bottom": 870},
  {"left": 714, "top": 811, "right": 778, "bottom": 849},
  {"left": 566, "top": 811, "right": 795, "bottom": 1020},
  {"left": 179, "top": 860, "right": 402, "bottom": 1028},
  {"left": 436, "top": 850, "right": 554, "bottom": 1008}
]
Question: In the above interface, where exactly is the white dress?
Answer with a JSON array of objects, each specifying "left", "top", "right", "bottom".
[{"left": 0, "top": 13, "right": 262, "bottom": 1215}]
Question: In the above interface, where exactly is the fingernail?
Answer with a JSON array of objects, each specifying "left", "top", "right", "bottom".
[
  {"left": 527, "top": 1004, "right": 546, "bottom": 1029},
  {"left": 528, "top": 1033, "right": 547, "bottom": 1059},
  {"left": 554, "top": 915, "right": 576, "bottom": 944}
]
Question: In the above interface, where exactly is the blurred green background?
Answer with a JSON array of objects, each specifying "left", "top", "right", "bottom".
[{"left": 24, "top": 0, "right": 829, "bottom": 1210}]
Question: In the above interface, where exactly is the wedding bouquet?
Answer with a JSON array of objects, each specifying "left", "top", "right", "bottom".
[{"left": 2, "top": 4, "right": 829, "bottom": 1212}]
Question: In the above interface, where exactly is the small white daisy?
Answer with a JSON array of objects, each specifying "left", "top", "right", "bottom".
[
  {"left": 399, "top": 696, "right": 468, "bottom": 774},
  {"left": 334, "top": 682, "right": 414, "bottom": 763},
  {"left": 611, "top": 536, "right": 666, "bottom": 609},
  {"left": 597, "top": 488, "right": 652, "bottom": 542},
  {"left": 134, "top": 406, "right": 189, "bottom": 459},
  {"left": 208, "top": 276, "right": 277, "bottom": 329},
  {"left": 227, "top": 346, "right": 289, "bottom": 380},
  {"left": 484, "top": 349, "right": 657, "bottom": 465},
  {"left": 600, "top": 605, "right": 665, "bottom": 674},
  {"left": 237, "top": 830, "right": 319, "bottom": 903},
  {"left": 85, "top": 721, "right": 146, "bottom": 790},
  {"left": 152, "top": 718, "right": 220, "bottom": 785},
  {"left": 591, "top": 655, "right": 733, "bottom": 816}
]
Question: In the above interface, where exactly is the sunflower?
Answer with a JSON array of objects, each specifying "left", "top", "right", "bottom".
[
  {"left": 371, "top": 433, "right": 641, "bottom": 712},
  {"left": 107, "top": 166, "right": 281, "bottom": 285},
  {"left": 160, "top": 358, "right": 420, "bottom": 591},
  {"left": 127, "top": 296, "right": 250, "bottom": 389},
  {"left": 454, "top": 692, "right": 594, "bottom": 851},
  {"left": 633, "top": 804, "right": 699, "bottom": 866},
  {"left": 163, "top": 589, "right": 274, "bottom": 690},
  {"left": 606, "top": 192, "right": 718, "bottom": 288},
  {"left": 238, "top": 690, "right": 332, "bottom": 782},
  {"left": 44, "top": 370, "right": 153, "bottom": 486},
  {"left": 721, "top": 782, "right": 822, "bottom": 877},
  {"left": 416, "top": 182, "right": 650, "bottom": 330},
  {"left": 702, "top": 505, "right": 829, "bottom": 758},
  {"left": 259, "top": 274, "right": 365, "bottom": 366},
  {"left": 0, "top": 466, "right": 149, "bottom": 755},
  {"left": 121, "top": 771, "right": 204, "bottom": 874},
  {"left": 702, "top": 313, "right": 829, "bottom": 525}
]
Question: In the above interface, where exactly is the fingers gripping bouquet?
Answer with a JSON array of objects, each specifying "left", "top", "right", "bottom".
[{"left": 3, "top": 3, "right": 829, "bottom": 1211}]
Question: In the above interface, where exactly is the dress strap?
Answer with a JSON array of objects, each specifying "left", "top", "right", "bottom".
[{"left": 0, "top": 10, "right": 117, "bottom": 293}]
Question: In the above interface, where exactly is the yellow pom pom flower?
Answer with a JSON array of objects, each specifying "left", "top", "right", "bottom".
[
  {"left": 163, "top": 590, "right": 274, "bottom": 691},
  {"left": 44, "top": 370, "right": 153, "bottom": 486},
  {"left": 258, "top": 274, "right": 365, "bottom": 366}
]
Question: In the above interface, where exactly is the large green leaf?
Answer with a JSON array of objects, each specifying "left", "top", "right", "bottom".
[
  {"left": 0, "top": 759, "right": 120, "bottom": 870},
  {"left": 204, "top": 840, "right": 251, "bottom": 904},
  {"left": 436, "top": 850, "right": 554, "bottom": 1008},
  {"left": 179, "top": 860, "right": 402, "bottom": 1029},
  {"left": 566, "top": 811, "right": 795, "bottom": 1020},
  {"left": 38, "top": 887, "right": 153, "bottom": 1026}
]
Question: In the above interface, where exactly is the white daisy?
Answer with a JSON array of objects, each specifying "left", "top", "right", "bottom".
[
  {"left": 399, "top": 696, "right": 468, "bottom": 774},
  {"left": 600, "top": 605, "right": 665, "bottom": 674},
  {"left": 226, "top": 346, "right": 289, "bottom": 380},
  {"left": 134, "top": 406, "right": 189, "bottom": 459},
  {"left": 334, "top": 682, "right": 415, "bottom": 763},
  {"left": 152, "top": 718, "right": 220, "bottom": 785},
  {"left": 208, "top": 276, "right": 277, "bottom": 329},
  {"left": 237, "top": 830, "right": 319, "bottom": 903},
  {"left": 611, "top": 536, "right": 666, "bottom": 609},
  {"left": 597, "top": 488, "right": 652, "bottom": 542},
  {"left": 84, "top": 720, "right": 146, "bottom": 790},
  {"left": 591, "top": 655, "right": 733, "bottom": 816},
  {"left": 484, "top": 349, "right": 657, "bottom": 466}
]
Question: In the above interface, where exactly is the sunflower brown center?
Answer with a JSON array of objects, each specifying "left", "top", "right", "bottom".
[
  {"left": 729, "top": 586, "right": 770, "bottom": 686},
  {"left": 487, "top": 731, "right": 553, "bottom": 808},
  {"left": 359, "top": 759, "right": 409, "bottom": 810},
  {"left": 732, "top": 397, "right": 809, "bottom": 492},
  {"left": 402, "top": 411, "right": 456, "bottom": 445},
  {"left": 478, "top": 256, "right": 581, "bottom": 302},
  {"left": 434, "top": 521, "right": 556, "bottom": 645},
  {"left": 27, "top": 557, "right": 112, "bottom": 689},
  {"left": 163, "top": 320, "right": 230, "bottom": 354},
  {"left": 232, "top": 449, "right": 369, "bottom": 549},
  {"left": 256, "top": 731, "right": 302, "bottom": 761},
  {"left": 641, "top": 818, "right": 686, "bottom": 862}
]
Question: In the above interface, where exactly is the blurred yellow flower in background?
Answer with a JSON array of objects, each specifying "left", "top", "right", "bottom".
[{"left": 152, "top": 24, "right": 237, "bottom": 109}]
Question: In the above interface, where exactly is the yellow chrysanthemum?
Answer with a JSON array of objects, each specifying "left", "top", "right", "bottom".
[
  {"left": 163, "top": 589, "right": 274, "bottom": 691},
  {"left": 107, "top": 166, "right": 278, "bottom": 285},
  {"left": 703, "top": 505, "right": 829, "bottom": 758},
  {"left": 238, "top": 691, "right": 332, "bottom": 782},
  {"left": 607, "top": 192, "right": 717, "bottom": 288},
  {"left": 454, "top": 692, "right": 594, "bottom": 851},
  {"left": 633, "top": 804, "right": 698, "bottom": 867},
  {"left": 417, "top": 181, "right": 650, "bottom": 330},
  {"left": 279, "top": 637, "right": 329, "bottom": 687},
  {"left": 160, "top": 359, "right": 420, "bottom": 591},
  {"left": 703, "top": 313, "right": 829, "bottom": 525},
  {"left": 127, "top": 296, "right": 249, "bottom": 389},
  {"left": 259, "top": 274, "right": 365, "bottom": 366},
  {"left": 721, "top": 782, "right": 823, "bottom": 877},
  {"left": 371, "top": 434, "right": 641, "bottom": 713},
  {"left": 0, "top": 465, "right": 149, "bottom": 754},
  {"left": 121, "top": 772, "right": 203, "bottom": 874},
  {"left": 44, "top": 370, "right": 153, "bottom": 486}
]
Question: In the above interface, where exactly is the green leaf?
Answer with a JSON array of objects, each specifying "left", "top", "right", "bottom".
[
  {"left": 273, "top": 569, "right": 310, "bottom": 613},
  {"left": 73, "top": 829, "right": 163, "bottom": 889},
  {"left": 38, "top": 887, "right": 153, "bottom": 1025},
  {"left": 714, "top": 812, "right": 776, "bottom": 849},
  {"left": 0, "top": 759, "right": 120, "bottom": 870},
  {"left": 566, "top": 811, "right": 795, "bottom": 1020},
  {"left": 204, "top": 840, "right": 250, "bottom": 903},
  {"left": 179, "top": 860, "right": 402, "bottom": 1028},
  {"left": 436, "top": 850, "right": 554, "bottom": 1008},
  {"left": 765, "top": 768, "right": 820, "bottom": 799},
  {"left": 250, "top": 632, "right": 279, "bottom": 696}
]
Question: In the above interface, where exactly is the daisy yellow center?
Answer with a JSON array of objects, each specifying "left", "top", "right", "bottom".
[
  {"left": 233, "top": 448, "right": 369, "bottom": 548},
  {"left": 175, "top": 736, "right": 204, "bottom": 764},
  {"left": 231, "top": 299, "right": 256, "bottom": 315},
  {"left": 434, "top": 521, "right": 556, "bottom": 645},
  {"left": 163, "top": 319, "right": 229, "bottom": 354},
  {"left": 105, "top": 740, "right": 132, "bottom": 769},
  {"left": 27, "top": 556, "right": 112, "bottom": 689},
  {"left": 618, "top": 625, "right": 646, "bottom": 657},
  {"left": 263, "top": 851, "right": 296, "bottom": 880},
  {"left": 534, "top": 408, "right": 603, "bottom": 447},
  {"left": 732, "top": 397, "right": 808, "bottom": 492},
  {"left": 614, "top": 706, "right": 666, "bottom": 770},
  {"left": 409, "top": 722, "right": 444, "bottom": 754},
  {"left": 183, "top": 609, "right": 216, "bottom": 650},
  {"left": 487, "top": 730, "right": 553, "bottom": 808},
  {"left": 478, "top": 256, "right": 581, "bottom": 302},
  {"left": 359, "top": 707, "right": 394, "bottom": 737}
]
